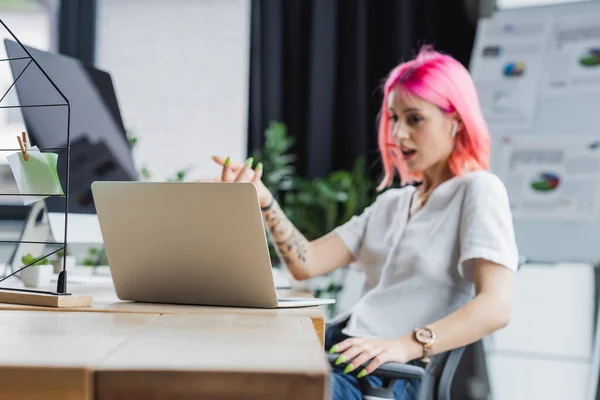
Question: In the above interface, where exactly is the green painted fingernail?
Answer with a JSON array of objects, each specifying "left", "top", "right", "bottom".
[
  {"left": 357, "top": 369, "right": 367, "bottom": 378},
  {"left": 329, "top": 345, "right": 338, "bottom": 354},
  {"left": 334, "top": 355, "right": 346, "bottom": 365},
  {"left": 224, "top": 156, "right": 231, "bottom": 167},
  {"left": 244, "top": 157, "right": 254, "bottom": 167},
  {"left": 343, "top": 364, "right": 354, "bottom": 374},
  {"left": 256, "top": 162, "right": 263, "bottom": 171}
]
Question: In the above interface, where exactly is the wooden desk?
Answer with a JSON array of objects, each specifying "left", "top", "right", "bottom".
[
  {"left": 0, "top": 278, "right": 327, "bottom": 345},
  {"left": 0, "top": 311, "right": 329, "bottom": 400},
  {"left": 0, "top": 311, "right": 157, "bottom": 400},
  {"left": 0, "top": 277, "right": 331, "bottom": 399},
  {"left": 96, "top": 313, "right": 328, "bottom": 399}
]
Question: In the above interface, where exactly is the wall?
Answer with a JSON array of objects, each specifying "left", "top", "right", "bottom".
[{"left": 95, "top": 0, "right": 250, "bottom": 181}]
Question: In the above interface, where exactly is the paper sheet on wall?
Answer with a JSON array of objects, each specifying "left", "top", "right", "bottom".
[
  {"left": 497, "top": 135, "right": 600, "bottom": 222},
  {"left": 7, "top": 145, "right": 64, "bottom": 205},
  {"left": 470, "top": 20, "right": 550, "bottom": 130},
  {"left": 544, "top": 14, "right": 600, "bottom": 96}
]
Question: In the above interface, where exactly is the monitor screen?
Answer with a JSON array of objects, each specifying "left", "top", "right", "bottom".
[{"left": 4, "top": 39, "right": 138, "bottom": 214}]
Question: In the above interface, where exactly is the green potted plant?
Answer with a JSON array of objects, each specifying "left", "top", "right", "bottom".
[{"left": 20, "top": 253, "right": 53, "bottom": 288}]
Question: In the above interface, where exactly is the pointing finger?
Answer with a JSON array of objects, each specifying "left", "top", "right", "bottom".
[
  {"left": 221, "top": 156, "right": 235, "bottom": 182},
  {"left": 251, "top": 162, "right": 263, "bottom": 184},
  {"left": 212, "top": 155, "right": 242, "bottom": 171},
  {"left": 234, "top": 157, "right": 254, "bottom": 182}
]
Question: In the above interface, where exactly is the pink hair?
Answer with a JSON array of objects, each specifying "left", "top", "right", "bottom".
[{"left": 376, "top": 46, "right": 490, "bottom": 190}]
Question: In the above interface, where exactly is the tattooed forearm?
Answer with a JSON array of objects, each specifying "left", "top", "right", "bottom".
[
  {"left": 274, "top": 230, "right": 307, "bottom": 263},
  {"left": 263, "top": 199, "right": 309, "bottom": 271}
]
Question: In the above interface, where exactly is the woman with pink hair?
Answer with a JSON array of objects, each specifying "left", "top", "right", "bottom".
[{"left": 211, "top": 46, "right": 518, "bottom": 400}]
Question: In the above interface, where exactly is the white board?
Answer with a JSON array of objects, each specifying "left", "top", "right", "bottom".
[{"left": 469, "top": 1, "right": 600, "bottom": 264}]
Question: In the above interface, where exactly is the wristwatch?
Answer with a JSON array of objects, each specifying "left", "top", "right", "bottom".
[{"left": 413, "top": 327, "right": 436, "bottom": 363}]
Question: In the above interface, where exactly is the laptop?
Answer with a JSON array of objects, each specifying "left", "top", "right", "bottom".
[{"left": 90, "top": 181, "right": 335, "bottom": 309}]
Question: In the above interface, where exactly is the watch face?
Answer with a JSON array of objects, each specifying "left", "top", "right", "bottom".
[{"left": 415, "top": 328, "right": 434, "bottom": 344}]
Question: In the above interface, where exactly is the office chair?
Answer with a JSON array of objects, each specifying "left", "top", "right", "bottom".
[{"left": 327, "top": 345, "right": 464, "bottom": 400}]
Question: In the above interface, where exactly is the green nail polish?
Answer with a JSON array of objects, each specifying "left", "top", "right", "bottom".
[
  {"left": 343, "top": 364, "right": 354, "bottom": 374},
  {"left": 334, "top": 355, "right": 346, "bottom": 365},
  {"left": 256, "top": 162, "right": 263, "bottom": 171},
  {"left": 329, "top": 345, "right": 338, "bottom": 354},
  {"left": 357, "top": 369, "right": 367, "bottom": 378},
  {"left": 224, "top": 156, "right": 231, "bottom": 167},
  {"left": 244, "top": 157, "right": 254, "bottom": 167}
]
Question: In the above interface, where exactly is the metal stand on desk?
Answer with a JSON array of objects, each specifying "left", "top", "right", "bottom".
[{"left": 0, "top": 18, "right": 91, "bottom": 308}]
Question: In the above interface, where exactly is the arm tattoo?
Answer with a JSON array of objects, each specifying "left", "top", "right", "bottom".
[{"left": 263, "top": 200, "right": 308, "bottom": 266}]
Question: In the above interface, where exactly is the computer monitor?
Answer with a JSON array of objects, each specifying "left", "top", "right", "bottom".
[{"left": 3, "top": 39, "right": 138, "bottom": 214}]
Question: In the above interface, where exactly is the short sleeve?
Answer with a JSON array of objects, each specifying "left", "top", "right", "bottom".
[
  {"left": 458, "top": 172, "right": 519, "bottom": 281},
  {"left": 333, "top": 187, "right": 400, "bottom": 259},
  {"left": 333, "top": 204, "right": 375, "bottom": 259}
]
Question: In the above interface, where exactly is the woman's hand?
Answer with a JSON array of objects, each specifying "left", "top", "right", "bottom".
[
  {"left": 209, "top": 155, "right": 273, "bottom": 208},
  {"left": 329, "top": 337, "right": 411, "bottom": 378}
]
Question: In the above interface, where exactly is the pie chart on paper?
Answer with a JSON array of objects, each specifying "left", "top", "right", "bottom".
[
  {"left": 530, "top": 172, "right": 560, "bottom": 192},
  {"left": 579, "top": 48, "right": 600, "bottom": 67},
  {"left": 503, "top": 61, "right": 526, "bottom": 77}
]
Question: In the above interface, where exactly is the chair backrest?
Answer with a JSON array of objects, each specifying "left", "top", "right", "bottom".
[{"left": 435, "top": 346, "right": 466, "bottom": 400}]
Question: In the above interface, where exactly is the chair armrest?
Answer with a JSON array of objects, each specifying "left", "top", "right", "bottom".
[{"left": 326, "top": 353, "right": 426, "bottom": 380}]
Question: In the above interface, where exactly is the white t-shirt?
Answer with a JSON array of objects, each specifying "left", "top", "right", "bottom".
[{"left": 332, "top": 170, "right": 519, "bottom": 339}]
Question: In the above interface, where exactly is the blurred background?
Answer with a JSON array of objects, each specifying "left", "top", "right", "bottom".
[{"left": 0, "top": 1, "right": 600, "bottom": 399}]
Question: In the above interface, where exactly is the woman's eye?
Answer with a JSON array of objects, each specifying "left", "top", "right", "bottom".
[
  {"left": 407, "top": 115, "right": 422, "bottom": 125},
  {"left": 389, "top": 114, "right": 399, "bottom": 123}
]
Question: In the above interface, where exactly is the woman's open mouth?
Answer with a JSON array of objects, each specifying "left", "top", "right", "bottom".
[{"left": 401, "top": 148, "right": 416, "bottom": 161}]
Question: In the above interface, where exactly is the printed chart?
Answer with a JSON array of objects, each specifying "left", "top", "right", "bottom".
[
  {"left": 544, "top": 15, "right": 600, "bottom": 96},
  {"left": 470, "top": 19, "right": 550, "bottom": 130},
  {"left": 498, "top": 135, "right": 600, "bottom": 222}
]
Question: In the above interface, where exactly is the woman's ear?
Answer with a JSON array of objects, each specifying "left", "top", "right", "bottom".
[{"left": 451, "top": 117, "right": 464, "bottom": 138}]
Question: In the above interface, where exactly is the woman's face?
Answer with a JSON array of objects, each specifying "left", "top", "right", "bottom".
[{"left": 387, "top": 87, "right": 459, "bottom": 175}]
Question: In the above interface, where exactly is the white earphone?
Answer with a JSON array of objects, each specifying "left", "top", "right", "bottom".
[{"left": 451, "top": 121, "right": 458, "bottom": 138}]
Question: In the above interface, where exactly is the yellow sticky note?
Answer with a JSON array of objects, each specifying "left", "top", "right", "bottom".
[{"left": 7, "top": 145, "right": 64, "bottom": 205}]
